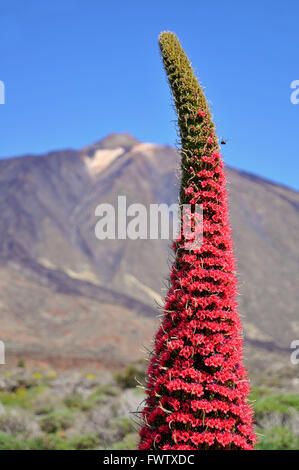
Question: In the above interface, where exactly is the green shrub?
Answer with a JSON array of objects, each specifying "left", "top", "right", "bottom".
[
  {"left": 17, "top": 359, "right": 26, "bottom": 369},
  {"left": 251, "top": 387, "right": 299, "bottom": 416},
  {"left": 0, "top": 432, "right": 98, "bottom": 450},
  {"left": 63, "top": 394, "right": 91, "bottom": 411},
  {"left": 71, "top": 433, "right": 99, "bottom": 450},
  {"left": 103, "top": 432, "right": 138, "bottom": 450},
  {"left": 114, "top": 365, "right": 144, "bottom": 389},
  {"left": 0, "top": 386, "right": 44, "bottom": 409},
  {"left": 40, "top": 410, "right": 74, "bottom": 434},
  {"left": 84, "top": 385, "right": 119, "bottom": 407},
  {"left": 27, "top": 434, "right": 75, "bottom": 450},
  {"left": 0, "top": 432, "right": 26, "bottom": 450},
  {"left": 256, "top": 426, "right": 299, "bottom": 450},
  {"left": 95, "top": 384, "right": 119, "bottom": 396},
  {"left": 64, "top": 387, "right": 118, "bottom": 412},
  {"left": 110, "top": 417, "right": 136, "bottom": 441},
  {"left": 34, "top": 404, "right": 54, "bottom": 415}
]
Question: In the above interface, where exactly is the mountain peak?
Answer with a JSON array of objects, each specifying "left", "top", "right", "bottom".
[
  {"left": 94, "top": 133, "right": 140, "bottom": 150},
  {"left": 81, "top": 133, "right": 140, "bottom": 158}
]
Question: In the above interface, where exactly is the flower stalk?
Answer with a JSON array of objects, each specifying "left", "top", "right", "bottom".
[{"left": 139, "top": 31, "right": 256, "bottom": 450}]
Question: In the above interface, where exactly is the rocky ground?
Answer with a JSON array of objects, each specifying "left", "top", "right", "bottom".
[{"left": 0, "top": 361, "right": 299, "bottom": 450}]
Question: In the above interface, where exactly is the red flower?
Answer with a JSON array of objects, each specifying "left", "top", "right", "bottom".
[
  {"left": 139, "top": 32, "right": 256, "bottom": 451},
  {"left": 184, "top": 186, "right": 194, "bottom": 195}
]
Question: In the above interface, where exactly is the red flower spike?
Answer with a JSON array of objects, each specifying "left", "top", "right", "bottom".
[{"left": 139, "top": 32, "right": 256, "bottom": 450}]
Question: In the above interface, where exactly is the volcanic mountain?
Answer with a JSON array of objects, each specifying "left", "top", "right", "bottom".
[{"left": 0, "top": 133, "right": 298, "bottom": 370}]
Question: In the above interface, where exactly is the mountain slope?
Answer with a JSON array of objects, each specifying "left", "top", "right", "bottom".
[{"left": 0, "top": 133, "right": 298, "bottom": 368}]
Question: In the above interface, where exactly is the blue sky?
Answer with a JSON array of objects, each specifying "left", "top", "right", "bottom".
[{"left": 0, "top": 0, "right": 298, "bottom": 189}]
